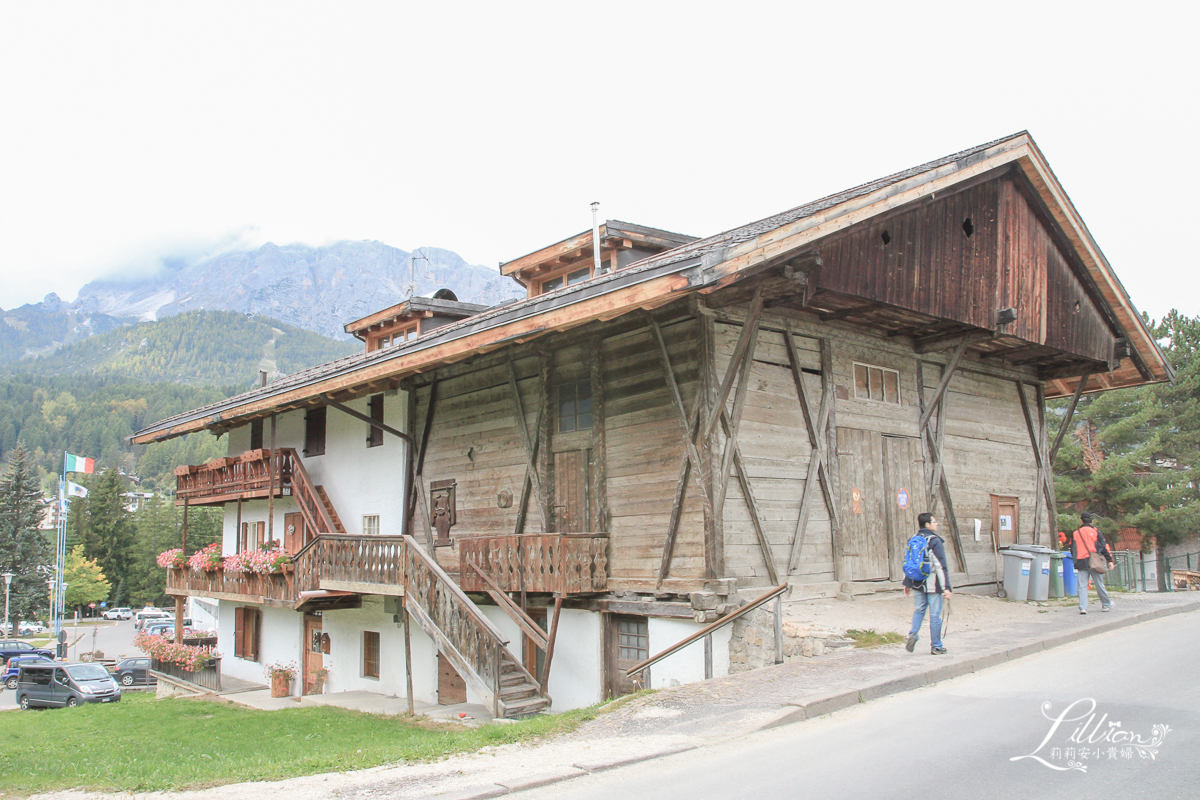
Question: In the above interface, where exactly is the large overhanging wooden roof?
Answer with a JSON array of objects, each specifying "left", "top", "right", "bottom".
[{"left": 131, "top": 132, "right": 1170, "bottom": 446}]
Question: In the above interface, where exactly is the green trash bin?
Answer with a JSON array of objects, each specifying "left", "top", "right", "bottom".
[{"left": 1049, "top": 552, "right": 1065, "bottom": 598}]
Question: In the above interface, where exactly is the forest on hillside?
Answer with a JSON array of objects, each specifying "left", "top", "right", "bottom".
[{"left": 5, "top": 309, "right": 357, "bottom": 385}]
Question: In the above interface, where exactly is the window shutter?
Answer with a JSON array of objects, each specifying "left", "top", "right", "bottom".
[
  {"left": 304, "top": 407, "right": 327, "bottom": 456},
  {"left": 234, "top": 607, "right": 245, "bottom": 658},
  {"left": 367, "top": 394, "right": 384, "bottom": 448},
  {"left": 250, "top": 609, "right": 261, "bottom": 661}
]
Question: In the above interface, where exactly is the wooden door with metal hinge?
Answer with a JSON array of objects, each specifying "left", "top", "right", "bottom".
[
  {"left": 883, "top": 436, "right": 927, "bottom": 581},
  {"left": 836, "top": 428, "right": 889, "bottom": 580},
  {"left": 303, "top": 614, "right": 322, "bottom": 695},
  {"left": 604, "top": 613, "right": 649, "bottom": 699},
  {"left": 284, "top": 512, "right": 306, "bottom": 556}
]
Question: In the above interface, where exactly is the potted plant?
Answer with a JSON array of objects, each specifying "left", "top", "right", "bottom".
[
  {"left": 188, "top": 543, "right": 224, "bottom": 572},
  {"left": 312, "top": 666, "right": 330, "bottom": 695},
  {"left": 265, "top": 661, "right": 297, "bottom": 697}
]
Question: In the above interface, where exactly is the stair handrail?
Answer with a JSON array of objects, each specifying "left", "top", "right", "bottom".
[
  {"left": 462, "top": 556, "right": 549, "bottom": 650},
  {"left": 402, "top": 535, "right": 507, "bottom": 642},
  {"left": 278, "top": 447, "right": 338, "bottom": 534},
  {"left": 626, "top": 582, "right": 787, "bottom": 678}
]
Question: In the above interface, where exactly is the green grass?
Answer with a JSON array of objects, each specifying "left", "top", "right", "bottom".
[
  {"left": 844, "top": 629, "right": 905, "bottom": 648},
  {"left": 0, "top": 693, "right": 595, "bottom": 796}
]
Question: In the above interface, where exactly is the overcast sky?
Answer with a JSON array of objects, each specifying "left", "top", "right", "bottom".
[{"left": 0, "top": 2, "right": 1195, "bottom": 323}]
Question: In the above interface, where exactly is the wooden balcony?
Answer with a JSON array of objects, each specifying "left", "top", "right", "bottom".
[
  {"left": 166, "top": 565, "right": 298, "bottom": 607},
  {"left": 458, "top": 533, "right": 609, "bottom": 595},
  {"left": 174, "top": 448, "right": 294, "bottom": 506}
]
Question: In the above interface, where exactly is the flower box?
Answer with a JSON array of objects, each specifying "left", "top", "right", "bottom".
[{"left": 271, "top": 673, "right": 291, "bottom": 698}]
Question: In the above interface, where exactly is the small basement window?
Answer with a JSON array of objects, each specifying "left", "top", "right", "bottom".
[
  {"left": 853, "top": 363, "right": 901, "bottom": 405},
  {"left": 559, "top": 380, "right": 593, "bottom": 432}
]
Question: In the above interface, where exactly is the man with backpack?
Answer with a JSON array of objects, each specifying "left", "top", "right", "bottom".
[
  {"left": 1068, "top": 511, "right": 1114, "bottom": 615},
  {"left": 904, "top": 512, "right": 952, "bottom": 655}
]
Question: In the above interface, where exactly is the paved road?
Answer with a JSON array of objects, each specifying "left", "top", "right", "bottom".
[
  {"left": 0, "top": 619, "right": 139, "bottom": 710},
  {"left": 515, "top": 611, "right": 1200, "bottom": 799}
]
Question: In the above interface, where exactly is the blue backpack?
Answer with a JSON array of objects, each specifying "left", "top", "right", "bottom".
[{"left": 903, "top": 533, "right": 934, "bottom": 583}]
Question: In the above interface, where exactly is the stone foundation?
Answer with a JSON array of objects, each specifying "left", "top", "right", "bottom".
[{"left": 728, "top": 607, "right": 854, "bottom": 673}]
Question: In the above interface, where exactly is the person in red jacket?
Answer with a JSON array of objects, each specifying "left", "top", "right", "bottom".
[{"left": 1070, "top": 512, "right": 1114, "bottom": 615}]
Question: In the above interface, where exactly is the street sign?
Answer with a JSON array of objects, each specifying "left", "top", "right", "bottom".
[{"left": 89, "top": 603, "right": 96, "bottom": 608}]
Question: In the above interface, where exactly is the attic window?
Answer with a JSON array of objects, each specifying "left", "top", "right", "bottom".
[
  {"left": 541, "top": 268, "right": 591, "bottom": 295},
  {"left": 881, "top": 230, "right": 892, "bottom": 246},
  {"left": 963, "top": 217, "right": 974, "bottom": 238}
]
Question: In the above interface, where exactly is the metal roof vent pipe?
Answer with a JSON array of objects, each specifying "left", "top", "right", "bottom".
[{"left": 592, "top": 201, "right": 605, "bottom": 275}]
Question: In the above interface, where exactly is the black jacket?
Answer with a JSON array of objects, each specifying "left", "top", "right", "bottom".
[{"left": 903, "top": 529, "right": 952, "bottom": 593}]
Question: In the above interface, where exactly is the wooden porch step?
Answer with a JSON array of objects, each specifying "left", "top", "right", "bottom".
[{"left": 500, "top": 695, "right": 551, "bottom": 717}]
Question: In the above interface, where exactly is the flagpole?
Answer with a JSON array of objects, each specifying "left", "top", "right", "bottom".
[{"left": 55, "top": 455, "right": 67, "bottom": 640}]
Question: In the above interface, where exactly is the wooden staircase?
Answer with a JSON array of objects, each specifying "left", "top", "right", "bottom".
[
  {"left": 498, "top": 652, "right": 551, "bottom": 717},
  {"left": 315, "top": 486, "right": 346, "bottom": 533}
]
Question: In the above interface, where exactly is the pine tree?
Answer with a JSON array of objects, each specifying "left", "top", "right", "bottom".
[
  {"left": 0, "top": 442, "right": 52, "bottom": 624},
  {"left": 83, "top": 468, "right": 136, "bottom": 595}
]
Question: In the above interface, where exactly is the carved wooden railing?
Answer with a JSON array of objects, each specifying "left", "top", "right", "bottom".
[
  {"left": 152, "top": 656, "right": 222, "bottom": 692},
  {"left": 458, "top": 533, "right": 609, "bottom": 594},
  {"left": 292, "top": 534, "right": 405, "bottom": 592},
  {"left": 165, "top": 566, "right": 295, "bottom": 605},
  {"left": 175, "top": 449, "right": 294, "bottom": 504},
  {"left": 280, "top": 447, "right": 341, "bottom": 535}
]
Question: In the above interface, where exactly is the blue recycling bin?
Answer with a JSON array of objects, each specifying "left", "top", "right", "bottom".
[{"left": 1062, "top": 552, "right": 1077, "bottom": 596}]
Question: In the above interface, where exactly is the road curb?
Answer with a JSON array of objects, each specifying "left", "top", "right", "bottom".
[
  {"left": 760, "top": 598, "right": 1200, "bottom": 733},
  {"left": 430, "top": 745, "right": 698, "bottom": 798}
]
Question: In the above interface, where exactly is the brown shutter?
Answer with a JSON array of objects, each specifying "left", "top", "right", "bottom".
[
  {"left": 234, "top": 607, "right": 245, "bottom": 658},
  {"left": 256, "top": 521, "right": 266, "bottom": 549},
  {"left": 250, "top": 609, "right": 261, "bottom": 661},
  {"left": 304, "top": 407, "right": 327, "bottom": 456},
  {"left": 367, "top": 394, "right": 384, "bottom": 448}
]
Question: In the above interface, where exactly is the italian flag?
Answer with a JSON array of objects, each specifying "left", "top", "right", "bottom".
[{"left": 64, "top": 453, "right": 95, "bottom": 474}]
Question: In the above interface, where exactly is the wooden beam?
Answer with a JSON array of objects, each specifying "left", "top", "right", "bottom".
[
  {"left": 912, "top": 329, "right": 994, "bottom": 355},
  {"left": 1049, "top": 371, "right": 1090, "bottom": 463},
  {"left": 1015, "top": 381, "right": 1055, "bottom": 545},
  {"left": 540, "top": 594, "right": 563, "bottom": 693},
  {"left": 819, "top": 303, "right": 876, "bottom": 322},
  {"left": 658, "top": 403, "right": 703, "bottom": 588},
  {"left": 918, "top": 338, "right": 970, "bottom": 433},
  {"left": 718, "top": 408, "right": 778, "bottom": 584},
  {"left": 462, "top": 558, "right": 548, "bottom": 650},
  {"left": 701, "top": 286, "right": 764, "bottom": 445},
  {"left": 712, "top": 300, "right": 762, "bottom": 527},
  {"left": 785, "top": 333, "right": 839, "bottom": 572}
]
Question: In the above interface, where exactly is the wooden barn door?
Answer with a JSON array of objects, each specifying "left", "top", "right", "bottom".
[
  {"left": 438, "top": 654, "right": 466, "bottom": 705},
  {"left": 836, "top": 428, "right": 889, "bottom": 580},
  {"left": 883, "top": 436, "right": 927, "bottom": 581}
]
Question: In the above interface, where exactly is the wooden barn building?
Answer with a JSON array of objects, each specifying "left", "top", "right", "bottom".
[{"left": 132, "top": 132, "right": 1170, "bottom": 714}]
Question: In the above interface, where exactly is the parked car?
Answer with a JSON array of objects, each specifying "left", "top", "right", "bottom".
[
  {"left": 15, "top": 662, "right": 121, "bottom": 708},
  {"left": 112, "top": 657, "right": 156, "bottom": 687},
  {"left": 3, "top": 654, "right": 53, "bottom": 690},
  {"left": 134, "top": 610, "right": 171, "bottom": 630},
  {"left": 144, "top": 618, "right": 192, "bottom": 637},
  {"left": 0, "top": 641, "right": 56, "bottom": 666},
  {"left": 19, "top": 621, "right": 47, "bottom": 635},
  {"left": 102, "top": 607, "right": 133, "bottom": 621}
]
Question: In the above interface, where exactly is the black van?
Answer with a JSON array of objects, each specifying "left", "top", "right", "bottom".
[{"left": 16, "top": 662, "right": 122, "bottom": 708}]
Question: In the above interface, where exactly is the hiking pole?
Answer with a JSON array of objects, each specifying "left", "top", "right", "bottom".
[{"left": 941, "top": 596, "right": 952, "bottom": 641}]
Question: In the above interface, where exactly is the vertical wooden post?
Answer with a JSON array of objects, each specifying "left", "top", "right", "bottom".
[
  {"left": 703, "top": 633, "right": 713, "bottom": 679},
  {"left": 538, "top": 351, "right": 553, "bottom": 533},
  {"left": 181, "top": 499, "right": 190, "bottom": 553},
  {"left": 696, "top": 298, "right": 722, "bottom": 578},
  {"left": 539, "top": 593, "right": 563, "bottom": 694},
  {"left": 235, "top": 497, "right": 242, "bottom": 552},
  {"left": 589, "top": 340, "right": 608, "bottom": 534},
  {"left": 402, "top": 594, "right": 414, "bottom": 716},
  {"left": 173, "top": 595, "right": 186, "bottom": 644},
  {"left": 268, "top": 415, "right": 276, "bottom": 545},
  {"left": 1038, "top": 383, "right": 1057, "bottom": 543},
  {"left": 821, "top": 339, "right": 844, "bottom": 582},
  {"left": 773, "top": 597, "right": 783, "bottom": 665}
]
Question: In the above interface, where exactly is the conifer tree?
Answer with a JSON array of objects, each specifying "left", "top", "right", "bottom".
[
  {"left": 0, "top": 442, "right": 52, "bottom": 623},
  {"left": 82, "top": 468, "right": 136, "bottom": 595}
]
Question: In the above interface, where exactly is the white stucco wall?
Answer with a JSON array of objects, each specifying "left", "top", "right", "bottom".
[
  {"left": 221, "top": 392, "right": 410, "bottom": 552},
  {"left": 647, "top": 617, "right": 731, "bottom": 689},
  {"left": 319, "top": 597, "right": 438, "bottom": 703},
  {"left": 545, "top": 609, "right": 603, "bottom": 710},
  {"left": 216, "top": 600, "right": 303, "bottom": 689}
]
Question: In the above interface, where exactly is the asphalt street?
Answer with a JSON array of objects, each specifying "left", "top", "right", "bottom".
[
  {"left": 512, "top": 611, "right": 1200, "bottom": 800},
  {"left": 0, "top": 618, "right": 139, "bottom": 710}
]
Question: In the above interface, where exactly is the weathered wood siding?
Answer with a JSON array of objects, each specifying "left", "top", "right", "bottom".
[
  {"left": 817, "top": 181, "right": 1001, "bottom": 332},
  {"left": 601, "top": 318, "right": 707, "bottom": 582}
]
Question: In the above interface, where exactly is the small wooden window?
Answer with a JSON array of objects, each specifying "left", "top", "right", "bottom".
[
  {"left": 617, "top": 617, "right": 648, "bottom": 661},
  {"left": 559, "top": 380, "right": 593, "bottom": 433},
  {"left": 367, "top": 394, "right": 384, "bottom": 448},
  {"left": 363, "top": 631, "right": 380, "bottom": 678},
  {"left": 304, "top": 407, "right": 327, "bottom": 456},
  {"left": 362, "top": 515, "right": 380, "bottom": 536},
  {"left": 234, "top": 607, "right": 261, "bottom": 661},
  {"left": 540, "top": 267, "right": 591, "bottom": 295},
  {"left": 249, "top": 420, "right": 263, "bottom": 450},
  {"left": 853, "top": 363, "right": 900, "bottom": 405}
]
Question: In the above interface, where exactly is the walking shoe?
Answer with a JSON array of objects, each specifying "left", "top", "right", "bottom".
[
  {"left": 931, "top": 646, "right": 947, "bottom": 655},
  {"left": 905, "top": 634, "right": 917, "bottom": 652},
  {"left": 1080, "top": 609, "right": 1087, "bottom": 615},
  {"left": 1102, "top": 603, "right": 1113, "bottom": 612}
]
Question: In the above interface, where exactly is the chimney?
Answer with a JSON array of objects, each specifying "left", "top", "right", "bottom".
[{"left": 592, "top": 202, "right": 604, "bottom": 275}]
